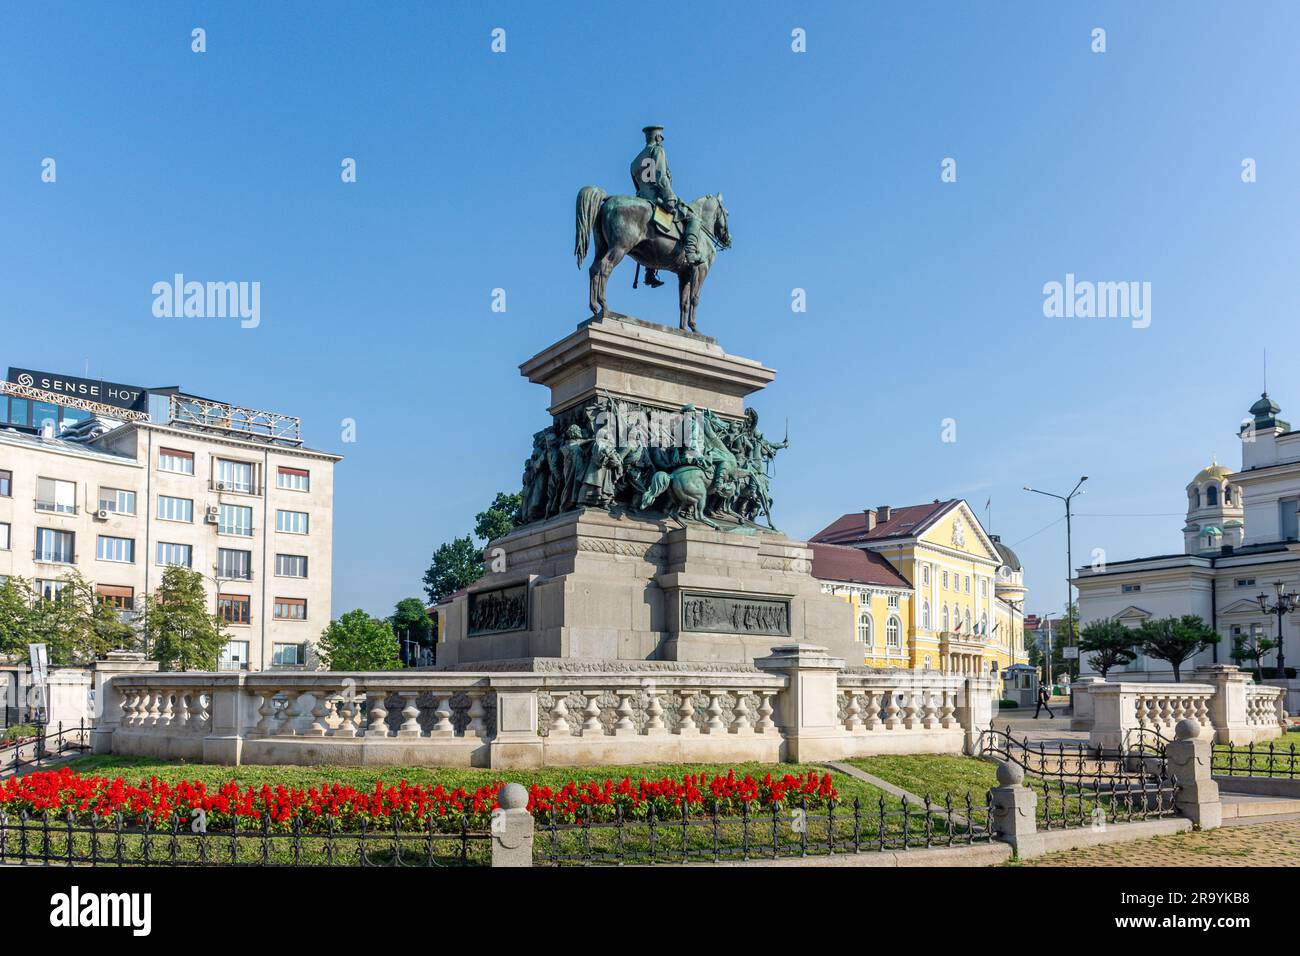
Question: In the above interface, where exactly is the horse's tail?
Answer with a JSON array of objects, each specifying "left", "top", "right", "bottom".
[
  {"left": 574, "top": 185, "right": 607, "bottom": 266},
  {"left": 639, "top": 470, "right": 670, "bottom": 510}
]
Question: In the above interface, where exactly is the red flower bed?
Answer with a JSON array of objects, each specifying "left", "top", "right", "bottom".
[{"left": 0, "top": 767, "right": 836, "bottom": 832}]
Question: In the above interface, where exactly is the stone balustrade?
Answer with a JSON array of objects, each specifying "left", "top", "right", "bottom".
[
  {"left": 94, "top": 644, "right": 1000, "bottom": 769},
  {"left": 1081, "top": 664, "right": 1288, "bottom": 749}
]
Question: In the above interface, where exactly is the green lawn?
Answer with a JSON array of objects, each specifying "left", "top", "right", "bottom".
[{"left": 845, "top": 754, "right": 1002, "bottom": 802}]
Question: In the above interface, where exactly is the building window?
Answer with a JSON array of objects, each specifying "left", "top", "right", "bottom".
[
  {"left": 0, "top": 522, "right": 8, "bottom": 551},
  {"left": 276, "top": 510, "right": 309, "bottom": 534},
  {"left": 156, "top": 541, "right": 193, "bottom": 568},
  {"left": 1236, "top": 578, "right": 1256, "bottom": 588},
  {"left": 0, "top": 469, "right": 10, "bottom": 497},
  {"left": 159, "top": 448, "right": 194, "bottom": 475},
  {"left": 217, "top": 548, "right": 253, "bottom": 580},
  {"left": 1224, "top": 487, "right": 1233, "bottom": 505},
  {"left": 921, "top": 565, "right": 930, "bottom": 586},
  {"left": 217, "top": 593, "right": 251, "bottom": 625},
  {"left": 97, "top": 487, "right": 136, "bottom": 515},
  {"left": 96, "top": 535, "right": 135, "bottom": 563},
  {"left": 276, "top": 466, "right": 310, "bottom": 492},
  {"left": 34, "top": 578, "right": 67, "bottom": 601},
  {"left": 857, "top": 610, "right": 873, "bottom": 646},
  {"left": 1281, "top": 497, "right": 1300, "bottom": 542},
  {"left": 1122, "top": 583, "right": 1141, "bottom": 593},
  {"left": 220, "top": 640, "right": 250, "bottom": 671},
  {"left": 979, "top": 612, "right": 988, "bottom": 635},
  {"left": 964, "top": 575, "right": 971, "bottom": 593},
  {"left": 886, "top": 616, "right": 901, "bottom": 648},
  {"left": 35, "top": 477, "right": 77, "bottom": 514},
  {"left": 964, "top": 608, "right": 972, "bottom": 632},
  {"left": 157, "top": 495, "right": 193, "bottom": 522},
  {"left": 215, "top": 458, "right": 255, "bottom": 493},
  {"left": 273, "top": 643, "right": 305, "bottom": 667},
  {"left": 1206, "top": 485, "right": 1218, "bottom": 506},
  {"left": 942, "top": 605, "right": 950, "bottom": 630},
  {"left": 923, "top": 655, "right": 932, "bottom": 670},
  {"left": 941, "top": 570, "right": 949, "bottom": 589},
  {"left": 219, "top": 503, "right": 253, "bottom": 536},
  {"left": 921, "top": 601, "right": 930, "bottom": 629},
  {"left": 981, "top": 579, "right": 988, "bottom": 598},
  {"left": 274, "top": 597, "right": 307, "bottom": 621},
  {"left": 887, "top": 593, "right": 899, "bottom": 608},
  {"left": 96, "top": 585, "right": 135, "bottom": 612},
  {"left": 275, "top": 553, "right": 308, "bottom": 578},
  {"left": 35, "top": 528, "right": 75, "bottom": 563}
]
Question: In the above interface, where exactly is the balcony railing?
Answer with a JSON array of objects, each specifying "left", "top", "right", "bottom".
[{"left": 34, "top": 500, "right": 77, "bottom": 515}]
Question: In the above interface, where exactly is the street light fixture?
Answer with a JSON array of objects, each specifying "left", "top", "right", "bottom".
[
  {"left": 1024, "top": 476, "right": 1088, "bottom": 682},
  {"left": 1255, "top": 580, "right": 1297, "bottom": 674}
]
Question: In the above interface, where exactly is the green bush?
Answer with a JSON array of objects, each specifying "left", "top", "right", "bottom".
[
  {"left": 996, "top": 699, "right": 1020, "bottom": 709},
  {"left": 1, "top": 723, "right": 39, "bottom": 746}
]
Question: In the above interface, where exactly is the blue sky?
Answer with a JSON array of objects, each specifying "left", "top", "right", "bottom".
[{"left": 4, "top": 1, "right": 1299, "bottom": 621}]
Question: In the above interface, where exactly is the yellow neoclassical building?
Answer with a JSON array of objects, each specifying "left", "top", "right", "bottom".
[{"left": 811, "top": 499, "right": 1028, "bottom": 682}]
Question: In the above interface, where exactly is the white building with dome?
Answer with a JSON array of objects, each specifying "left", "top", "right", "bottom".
[{"left": 1075, "top": 392, "right": 1300, "bottom": 686}]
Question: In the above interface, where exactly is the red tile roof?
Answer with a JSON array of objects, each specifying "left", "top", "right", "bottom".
[
  {"left": 811, "top": 500, "right": 959, "bottom": 545},
  {"left": 809, "top": 543, "right": 912, "bottom": 589}
]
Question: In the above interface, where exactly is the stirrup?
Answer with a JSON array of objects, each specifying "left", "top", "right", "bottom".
[{"left": 644, "top": 270, "right": 665, "bottom": 288}]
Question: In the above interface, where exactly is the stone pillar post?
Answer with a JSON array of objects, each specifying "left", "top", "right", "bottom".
[
  {"left": 202, "top": 675, "right": 249, "bottom": 765},
  {"left": 1191, "top": 664, "right": 1251, "bottom": 744},
  {"left": 989, "top": 762, "right": 1044, "bottom": 859},
  {"left": 490, "top": 680, "right": 544, "bottom": 769},
  {"left": 491, "top": 782, "right": 534, "bottom": 867},
  {"left": 1069, "top": 676, "right": 1104, "bottom": 731},
  {"left": 92, "top": 676, "right": 123, "bottom": 754},
  {"left": 1166, "top": 718, "right": 1222, "bottom": 830},
  {"left": 754, "top": 643, "right": 846, "bottom": 762},
  {"left": 956, "top": 675, "right": 996, "bottom": 754}
]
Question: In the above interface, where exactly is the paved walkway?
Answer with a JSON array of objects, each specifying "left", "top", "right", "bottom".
[{"left": 1026, "top": 817, "right": 1300, "bottom": 867}]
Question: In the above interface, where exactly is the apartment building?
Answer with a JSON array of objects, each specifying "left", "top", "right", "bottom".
[{"left": 0, "top": 366, "right": 341, "bottom": 671}]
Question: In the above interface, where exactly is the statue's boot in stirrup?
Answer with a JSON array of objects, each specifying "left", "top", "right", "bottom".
[{"left": 643, "top": 268, "right": 665, "bottom": 288}]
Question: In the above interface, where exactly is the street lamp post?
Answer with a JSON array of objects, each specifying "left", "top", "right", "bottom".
[
  {"left": 1025, "top": 476, "right": 1088, "bottom": 681},
  {"left": 1255, "top": 581, "right": 1297, "bottom": 674}
]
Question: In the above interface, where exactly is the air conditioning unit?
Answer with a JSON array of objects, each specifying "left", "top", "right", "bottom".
[
  {"left": 93, "top": 509, "right": 110, "bottom": 521},
  {"left": 214, "top": 481, "right": 229, "bottom": 491},
  {"left": 204, "top": 509, "right": 219, "bottom": 524}
]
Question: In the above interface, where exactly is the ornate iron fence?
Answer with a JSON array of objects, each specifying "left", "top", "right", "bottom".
[
  {"left": 0, "top": 720, "right": 90, "bottom": 776},
  {"left": 0, "top": 810, "right": 491, "bottom": 867},
  {"left": 1212, "top": 741, "right": 1300, "bottom": 779},
  {"left": 540, "top": 794, "right": 995, "bottom": 865},
  {"left": 978, "top": 726, "right": 1178, "bottom": 829}
]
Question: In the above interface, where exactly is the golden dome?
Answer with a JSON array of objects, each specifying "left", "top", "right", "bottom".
[{"left": 1193, "top": 457, "right": 1232, "bottom": 484}]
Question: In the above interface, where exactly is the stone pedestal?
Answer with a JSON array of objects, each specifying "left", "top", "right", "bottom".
[
  {"left": 437, "top": 313, "right": 856, "bottom": 668},
  {"left": 437, "top": 508, "right": 857, "bottom": 666}
]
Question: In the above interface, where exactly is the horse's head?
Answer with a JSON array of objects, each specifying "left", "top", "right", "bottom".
[{"left": 696, "top": 194, "right": 732, "bottom": 250}]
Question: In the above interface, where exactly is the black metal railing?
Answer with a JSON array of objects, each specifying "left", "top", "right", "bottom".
[
  {"left": 0, "top": 720, "right": 91, "bottom": 775},
  {"left": 0, "top": 810, "right": 491, "bottom": 867},
  {"left": 1212, "top": 741, "right": 1300, "bottom": 779},
  {"left": 541, "top": 794, "right": 995, "bottom": 865},
  {"left": 978, "top": 726, "right": 1178, "bottom": 829}
]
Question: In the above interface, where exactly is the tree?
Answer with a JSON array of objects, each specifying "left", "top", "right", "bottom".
[
  {"left": 141, "top": 566, "right": 229, "bottom": 672},
  {"left": 422, "top": 535, "right": 482, "bottom": 605},
  {"left": 1134, "top": 614, "right": 1219, "bottom": 683},
  {"left": 474, "top": 491, "right": 522, "bottom": 542},
  {"left": 0, "top": 577, "right": 37, "bottom": 658},
  {"left": 391, "top": 597, "right": 434, "bottom": 661},
  {"left": 318, "top": 609, "right": 402, "bottom": 671},
  {"left": 423, "top": 491, "right": 522, "bottom": 606},
  {"left": 29, "top": 572, "right": 136, "bottom": 666},
  {"left": 1078, "top": 619, "right": 1138, "bottom": 678},
  {"left": 1230, "top": 630, "right": 1279, "bottom": 681}
]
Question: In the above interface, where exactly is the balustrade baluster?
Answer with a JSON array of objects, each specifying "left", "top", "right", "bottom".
[
  {"left": 276, "top": 691, "right": 301, "bottom": 736},
  {"left": 843, "top": 690, "right": 863, "bottom": 732},
  {"left": 883, "top": 690, "right": 901, "bottom": 730},
  {"left": 333, "top": 693, "right": 357, "bottom": 738},
  {"left": 644, "top": 692, "right": 667, "bottom": 736},
  {"left": 306, "top": 692, "right": 330, "bottom": 737},
  {"left": 755, "top": 691, "right": 776, "bottom": 734},
  {"left": 703, "top": 692, "right": 727, "bottom": 734},
  {"left": 366, "top": 691, "right": 389, "bottom": 738},
  {"left": 939, "top": 688, "right": 956, "bottom": 729},
  {"left": 547, "top": 696, "right": 571, "bottom": 737},
  {"left": 676, "top": 690, "right": 699, "bottom": 736},
  {"left": 252, "top": 691, "right": 277, "bottom": 737},
  {"left": 581, "top": 692, "right": 604, "bottom": 736},
  {"left": 921, "top": 689, "right": 938, "bottom": 729},
  {"left": 613, "top": 690, "right": 637, "bottom": 736},
  {"left": 729, "top": 691, "right": 753, "bottom": 735},
  {"left": 902, "top": 690, "right": 918, "bottom": 729},
  {"left": 466, "top": 690, "right": 488, "bottom": 737},
  {"left": 398, "top": 692, "right": 422, "bottom": 738},
  {"left": 863, "top": 690, "right": 882, "bottom": 730}
]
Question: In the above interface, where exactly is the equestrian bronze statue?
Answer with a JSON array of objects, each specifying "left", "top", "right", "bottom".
[{"left": 574, "top": 125, "right": 731, "bottom": 333}]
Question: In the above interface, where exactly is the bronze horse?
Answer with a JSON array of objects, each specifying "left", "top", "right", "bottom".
[{"left": 574, "top": 189, "right": 731, "bottom": 332}]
